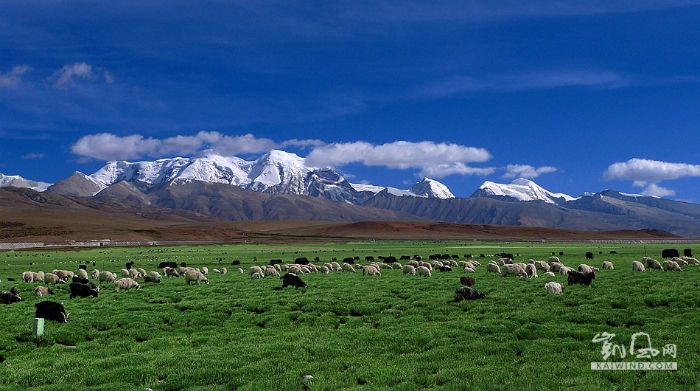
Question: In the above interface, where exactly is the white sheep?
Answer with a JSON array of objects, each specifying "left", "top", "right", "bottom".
[
  {"left": 99, "top": 271, "right": 117, "bottom": 283},
  {"left": 53, "top": 269, "right": 74, "bottom": 281},
  {"left": 501, "top": 263, "right": 526, "bottom": 277},
  {"left": 416, "top": 265, "right": 431, "bottom": 277},
  {"left": 644, "top": 257, "right": 663, "bottom": 270},
  {"left": 237, "top": 268, "right": 244, "bottom": 274},
  {"left": 662, "top": 260, "right": 683, "bottom": 272},
  {"left": 632, "top": 261, "right": 645, "bottom": 272},
  {"left": 129, "top": 268, "right": 142, "bottom": 279},
  {"left": 249, "top": 266, "right": 264, "bottom": 277},
  {"left": 486, "top": 263, "right": 501, "bottom": 274},
  {"left": 149, "top": 271, "right": 162, "bottom": 280},
  {"left": 43, "top": 273, "right": 65, "bottom": 285},
  {"left": 319, "top": 266, "right": 330, "bottom": 274},
  {"left": 534, "top": 261, "right": 550, "bottom": 272},
  {"left": 578, "top": 264, "right": 594, "bottom": 273},
  {"left": 542, "top": 271, "right": 556, "bottom": 277},
  {"left": 525, "top": 264, "right": 538, "bottom": 278},
  {"left": 137, "top": 268, "right": 148, "bottom": 277},
  {"left": 602, "top": 261, "right": 614, "bottom": 270},
  {"left": 76, "top": 268, "right": 89, "bottom": 280},
  {"left": 163, "top": 267, "right": 180, "bottom": 277},
  {"left": 22, "top": 271, "right": 35, "bottom": 283},
  {"left": 201, "top": 267, "right": 209, "bottom": 275},
  {"left": 213, "top": 268, "right": 221, "bottom": 273},
  {"left": 221, "top": 267, "right": 228, "bottom": 274},
  {"left": 342, "top": 263, "right": 356, "bottom": 273},
  {"left": 121, "top": 268, "right": 131, "bottom": 278},
  {"left": 185, "top": 269, "right": 210, "bottom": 285},
  {"left": 34, "top": 286, "right": 53, "bottom": 296},
  {"left": 114, "top": 277, "right": 141, "bottom": 291},
  {"left": 264, "top": 266, "right": 280, "bottom": 277},
  {"left": 91, "top": 269, "right": 100, "bottom": 279},
  {"left": 683, "top": 257, "right": 700, "bottom": 265},
  {"left": 402, "top": 265, "right": 416, "bottom": 275},
  {"left": 544, "top": 281, "right": 563, "bottom": 294},
  {"left": 362, "top": 265, "right": 381, "bottom": 276},
  {"left": 559, "top": 266, "right": 573, "bottom": 276},
  {"left": 463, "top": 267, "right": 476, "bottom": 273},
  {"left": 250, "top": 272, "right": 263, "bottom": 279}
]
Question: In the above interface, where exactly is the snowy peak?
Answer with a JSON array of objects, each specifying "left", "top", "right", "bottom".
[
  {"left": 410, "top": 178, "right": 455, "bottom": 199},
  {"left": 0, "top": 173, "right": 51, "bottom": 192},
  {"left": 86, "top": 150, "right": 453, "bottom": 203},
  {"left": 472, "top": 178, "right": 576, "bottom": 204}
]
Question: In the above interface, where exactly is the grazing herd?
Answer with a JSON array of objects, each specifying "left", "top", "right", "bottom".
[{"left": 1, "top": 248, "right": 697, "bottom": 327}]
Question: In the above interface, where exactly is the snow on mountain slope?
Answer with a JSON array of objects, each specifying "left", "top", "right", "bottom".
[
  {"left": 0, "top": 173, "right": 51, "bottom": 192},
  {"left": 88, "top": 150, "right": 454, "bottom": 202},
  {"left": 474, "top": 178, "right": 576, "bottom": 204}
]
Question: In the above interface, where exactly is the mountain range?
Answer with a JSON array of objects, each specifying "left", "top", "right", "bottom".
[{"left": 2, "top": 150, "right": 700, "bottom": 237}]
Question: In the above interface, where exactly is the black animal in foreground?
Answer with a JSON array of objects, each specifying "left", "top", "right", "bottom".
[
  {"left": 0, "top": 287, "right": 22, "bottom": 304},
  {"left": 280, "top": 273, "right": 307, "bottom": 289},
  {"left": 35, "top": 301, "right": 68, "bottom": 323},
  {"left": 459, "top": 276, "right": 475, "bottom": 287},
  {"left": 454, "top": 286, "right": 485, "bottom": 302},
  {"left": 567, "top": 271, "right": 596, "bottom": 286}
]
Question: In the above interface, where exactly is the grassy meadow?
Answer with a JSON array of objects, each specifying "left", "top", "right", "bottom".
[{"left": 0, "top": 240, "right": 699, "bottom": 390}]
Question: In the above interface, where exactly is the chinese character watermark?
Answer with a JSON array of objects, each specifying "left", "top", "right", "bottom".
[{"left": 591, "top": 332, "right": 677, "bottom": 371}]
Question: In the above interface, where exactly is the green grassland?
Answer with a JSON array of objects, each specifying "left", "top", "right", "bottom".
[{"left": 0, "top": 241, "right": 698, "bottom": 390}]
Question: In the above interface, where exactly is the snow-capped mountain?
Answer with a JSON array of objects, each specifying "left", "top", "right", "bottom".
[
  {"left": 87, "top": 150, "right": 454, "bottom": 203},
  {"left": 471, "top": 178, "right": 577, "bottom": 205},
  {"left": 0, "top": 173, "right": 51, "bottom": 192}
]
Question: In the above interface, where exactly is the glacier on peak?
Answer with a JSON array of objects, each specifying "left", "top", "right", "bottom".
[{"left": 474, "top": 178, "right": 576, "bottom": 204}]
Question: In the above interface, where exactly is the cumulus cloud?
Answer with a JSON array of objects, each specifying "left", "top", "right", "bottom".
[
  {"left": 502, "top": 164, "right": 557, "bottom": 179},
  {"left": 637, "top": 183, "right": 676, "bottom": 197},
  {"left": 71, "top": 131, "right": 323, "bottom": 161},
  {"left": 304, "top": 141, "right": 491, "bottom": 170},
  {"left": 49, "top": 63, "right": 113, "bottom": 89},
  {"left": 0, "top": 65, "right": 31, "bottom": 88},
  {"left": 603, "top": 158, "right": 700, "bottom": 182},
  {"left": 419, "top": 162, "right": 496, "bottom": 178}
]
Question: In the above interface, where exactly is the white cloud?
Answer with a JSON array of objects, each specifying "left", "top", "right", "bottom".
[
  {"left": 71, "top": 132, "right": 322, "bottom": 161},
  {"left": 419, "top": 162, "right": 496, "bottom": 178},
  {"left": 502, "top": 164, "right": 557, "bottom": 179},
  {"left": 638, "top": 183, "right": 676, "bottom": 197},
  {"left": 304, "top": 141, "right": 491, "bottom": 170},
  {"left": 603, "top": 158, "right": 700, "bottom": 182},
  {"left": 0, "top": 65, "right": 31, "bottom": 88},
  {"left": 48, "top": 63, "right": 114, "bottom": 89}
]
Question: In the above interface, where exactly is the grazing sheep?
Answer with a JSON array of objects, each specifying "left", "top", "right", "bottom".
[
  {"left": 149, "top": 271, "right": 162, "bottom": 280},
  {"left": 578, "top": 264, "right": 594, "bottom": 274},
  {"left": 602, "top": 261, "right": 614, "bottom": 270},
  {"left": 34, "top": 286, "right": 54, "bottom": 296},
  {"left": 163, "top": 267, "right": 180, "bottom": 277},
  {"left": 644, "top": 257, "right": 663, "bottom": 270},
  {"left": 525, "top": 264, "right": 538, "bottom": 278},
  {"left": 342, "top": 263, "right": 356, "bottom": 273},
  {"left": 543, "top": 271, "right": 556, "bottom": 277},
  {"left": 264, "top": 266, "right": 280, "bottom": 277},
  {"left": 237, "top": 268, "right": 244, "bottom": 274},
  {"left": 632, "top": 261, "right": 646, "bottom": 272},
  {"left": 544, "top": 281, "right": 564, "bottom": 294},
  {"left": 362, "top": 265, "right": 381, "bottom": 276},
  {"left": 22, "top": 271, "right": 35, "bottom": 283},
  {"left": 460, "top": 276, "right": 475, "bottom": 287},
  {"left": 91, "top": 269, "right": 100, "bottom": 279},
  {"left": 250, "top": 272, "right": 263, "bottom": 279},
  {"left": 486, "top": 263, "right": 501, "bottom": 274},
  {"left": 221, "top": 267, "right": 228, "bottom": 274},
  {"left": 43, "top": 273, "right": 65, "bottom": 285},
  {"left": 201, "top": 267, "right": 209, "bottom": 275},
  {"left": 185, "top": 269, "right": 210, "bottom": 285},
  {"left": 548, "top": 256, "right": 560, "bottom": 264},
  {"left": 416, "top": 266, "right": 432, "bottom": 277},
  {"left": 662, "top": 260, "right": 683, "bottom": 272},
  {"left": 463, "top": 267, "right": 476, "bottom": 273},
  {"left": 53, "top": 270, "right": 74, "bottom": 281},
  {"left": 144, "top": 275, "right": 160, "bottom": 283},
  {"left": 402, "top": 265, "right": 416, "bottom": 275},
  {"left": 129, "top": 268, "right": 142, "bottom": 279},
  {"left": 454, "top": 286, "right": 485, "bottom": 302},
  {"left": 559, "top": 266, "right": 574, "bottom": 276},
  {"left": 114, "top": 278, "right": 141, "bottom": 291},
  {"left": 99, "top": 271, "right": 117, "bottom": 283},
  {"left": 213, "top": 268, "right": 221, "bottom": 273},
  {"left": 534, "top": 261, "right": 550, "bottom": 272},
  {"left": 76, "top": 269, "right": 89, "bottom": 280},
  {"left": 683, "top": 257, "right": 700, "bottom": 265},
  {"left": 121, "top": 268, "right": 131, "bottom": 278},
  {"left": 501, "top": 264, "right": 527, "bottom": 277}
]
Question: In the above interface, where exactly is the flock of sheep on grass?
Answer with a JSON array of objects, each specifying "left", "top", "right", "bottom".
[{"left": 2, "top": 248, "right": 698, "bottom": 320}]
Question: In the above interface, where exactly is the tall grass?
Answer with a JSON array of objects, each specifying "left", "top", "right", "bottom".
[{"left": 0, "top": 241, "right": 698, "bottom": 390}]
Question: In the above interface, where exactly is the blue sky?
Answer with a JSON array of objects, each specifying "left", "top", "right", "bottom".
[{"left": 2, "top": 1, "right": 700, "bottom": 201}]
